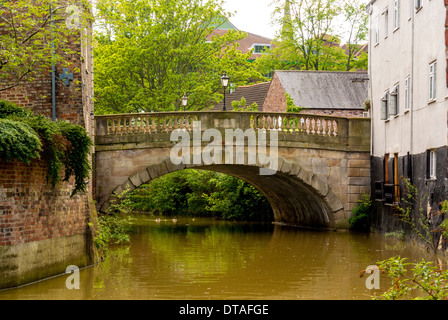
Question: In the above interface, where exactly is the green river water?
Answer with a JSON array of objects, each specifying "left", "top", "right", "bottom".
[{"left": 0, "top": 216, "right": 443, "bottom": 300}]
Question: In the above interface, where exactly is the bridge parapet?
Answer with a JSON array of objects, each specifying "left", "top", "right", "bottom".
[
  {"left": 95, "top": 112, "right": 370, "bottom": 152},
  {"left": 96, "top": 111, "right": 341, "bottom": 136}
]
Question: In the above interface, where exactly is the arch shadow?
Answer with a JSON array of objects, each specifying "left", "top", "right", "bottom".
[{"left": 98, "top": 156, "right": 343, "bottom": 230}]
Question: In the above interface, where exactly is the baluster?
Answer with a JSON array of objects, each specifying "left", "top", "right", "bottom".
[
  {"left": 321, "top": 119, "right": 327, "bottom": 136},
  {"left": 286, "top": 116, "right": 291, "bottom": 132},
  {"left": 316, "top": 119, "right": 321, "bottom": 135},
  {"left": 333, "top": 120, "right": 338, "bottom": 136},
  {"left": 145, "top": 116, "right": 151, "bottom": 133},
  {"left": 108, "top": 118, "right": 113, "bottom": 135},
  {"left": 311, "top": 119, "right": 316, "bottom": 134}
]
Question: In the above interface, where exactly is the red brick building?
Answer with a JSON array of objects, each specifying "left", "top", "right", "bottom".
[{"left": 263, "top": 70, "right": 369, "bottom": 117}]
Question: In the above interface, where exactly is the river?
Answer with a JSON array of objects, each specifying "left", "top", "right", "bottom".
[{"left": 0, "top": 216, "right": 443, "bottom": 300}]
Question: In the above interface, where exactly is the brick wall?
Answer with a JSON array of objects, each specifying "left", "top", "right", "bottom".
[
  {"left": 0, "top": 159, "right": 89, "bottom": 246},
  {"left": 263, "top": 73, "right": 287, "bottom": 112},
  {"left": 0, "top": 17, "right": 94, "bottom": 253}
]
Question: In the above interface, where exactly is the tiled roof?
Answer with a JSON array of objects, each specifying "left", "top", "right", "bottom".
[
  {"left": 212, "top": 82, "right": 271, "bottom": 111},
  {"left": 275, "top": 70, "right": 369, "bottom": 110},
  {"left": 208, "top": 30, "right": 274, "bottom": 60}
]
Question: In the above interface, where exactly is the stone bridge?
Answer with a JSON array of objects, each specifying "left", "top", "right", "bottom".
[{"left": 94, "top": 112, "right": 370, "bottom": 230}]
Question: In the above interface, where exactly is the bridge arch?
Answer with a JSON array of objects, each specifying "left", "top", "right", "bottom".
[
  {"left": 94, "top": 111, "right": 370, "bottom": 230},
  {"left": 98, "top": 156, "right": 343, "bottom": 230}
]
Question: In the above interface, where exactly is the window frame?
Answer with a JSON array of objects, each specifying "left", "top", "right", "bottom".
[
  {"left": 393, "top": 0, "right": 400, "bottom": 30},
  {"left": 427, "top": 150, "right": 436, "bottom": 180},
  {"left": 390, "top": 84, "right": 399, "bottom": 116},
  {"left": 415, "top": 0, "right": 422, "bottom": 11},
  {"left": 375, "top": 15, "right": 380, "bottom": 45},
  {"left": 381, "top": 91, "right": 390, "bottom": 120},
  {"left": 429, "top": 61, "right": 437, "bottom": 102},
  {"left": 404, "top": 76, "right": 411, "bottom": 111},
  {"left": 252, "top": 44, "right": 271, "bottom": 54}
]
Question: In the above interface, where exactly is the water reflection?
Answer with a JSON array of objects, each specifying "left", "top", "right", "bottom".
[{"left": 0, "top": 217, "right": 444, "bottom": 300}]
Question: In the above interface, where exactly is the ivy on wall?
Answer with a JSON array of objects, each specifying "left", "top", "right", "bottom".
[{"left": 0, "top": 100, "right": 92, "bottom": 196}]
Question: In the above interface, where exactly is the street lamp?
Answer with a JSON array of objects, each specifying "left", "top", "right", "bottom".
[
  {"left": 181, "top": 92, "right": 188, "bottom": 111},
  {"left": 221, "top": 72, "right": 230, "bottom": 111}
]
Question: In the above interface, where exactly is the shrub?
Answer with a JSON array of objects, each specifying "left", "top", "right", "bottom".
[
  {"left": 349, "top": 193, "right": 372, "bottom": 232},
  {"left": 0, "top": 100, "right": 34, "bottom": 119},
  {"left": 0, "top": 100, "right": 92, "bottom": 196},
  {"left": 0, "top": 118, "right": 42, "bottom": 163},
  {"left": 371, "top": 256, "right": 448, "bottom": 300}
]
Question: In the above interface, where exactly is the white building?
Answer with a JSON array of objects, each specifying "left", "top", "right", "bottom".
[{"left": 367, "top": 0, "right": 448, "bottom": 235}]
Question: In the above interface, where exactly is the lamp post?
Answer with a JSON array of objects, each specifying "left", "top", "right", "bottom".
[
  {"left": 181, "top": 92, "right": 188, "bottom": 111},
  {"left": 221, "top": 72, "right": 230, "bottom": 111}
]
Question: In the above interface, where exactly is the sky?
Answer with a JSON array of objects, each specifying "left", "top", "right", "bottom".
[{"left": 222, "top": 0, "right": 278, "bottom": 39}]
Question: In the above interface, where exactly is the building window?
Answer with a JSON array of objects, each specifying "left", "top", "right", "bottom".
[
  {"left": 393, "top": 0, "right": 400, "bottom": 29},
  {"left": 404, "top": 76, "right": 410, "bottom": 111},
  {"left": 384, "top": 10, "right": 389, "bottom": 37},
  {"left": 381, "top": 91, "right": 389, "bottom": 120},
  {"left": 429, "top": 61, "right": 437, "bottom": 101},
  {"left": 390, "top": 84, "right": 399, "bottom": 116},
  {"left": 415, "top": 0, "right": 422, "bottom": 10},
  {"left": 375, "top": 16, "right": 380, "bottom": 44},
  {"left": 427, "top": 150, "right": 436, "bottom": 179},
  {"left": 253, "top": 44, "right": 271, "bottom": 54}
]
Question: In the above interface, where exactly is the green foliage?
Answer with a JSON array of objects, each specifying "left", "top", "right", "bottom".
[
  {"left": 0, "top": 0, "right": 93, "bottom": 92},
  {"left": 0, "top": 101, "right": 92, "bottom": 196},
  {"left": 0, "top": 119, "right": 42, "bottom": 163},
  {"left": 93, "top": 0, "right": 266, "bottom": 114},
  {"left": 0, "top": 100, "right": 34, "bottom": 118},
  {"left": 285, "top": 93, "right": 302, "bottom": 113},
  {"left": 349, "top": 193, "right": 371, "bottom": 232},
  {"left": 372, "top": 256, "right": 448, "bottom": 300},
  {"left": 203, "top": 174, "right": 273, "bottom": 222},
  {"left": 130, "top": 169, "right": 273, "bottom": 222},
  {"left": 393, "top": 178, "right": 447, "bottom": 253},
  {"left": 57, "top": 122, "right": 93, "bottom": 196},
  {"left": 231, "top": 97, "right": 259, "bottom": 112},
  {"left": 93, "top": 189, "right": 136, "bottom": 256},
  {"left": 255, "top": 0, "right": 368, "bottom": 74}
]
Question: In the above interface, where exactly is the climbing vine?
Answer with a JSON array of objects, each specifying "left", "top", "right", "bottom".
[{"left": 0, "top": 100, "right": 92, "bottom": 196}]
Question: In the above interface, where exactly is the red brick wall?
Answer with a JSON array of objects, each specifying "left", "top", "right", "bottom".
[
  {"left": 0, "top": 160, "right": 89, "bottom": 246},
  {"left": 263, "top": 73, "right": 287, "bottom": 112},
  {"left": 0, "top": 23, "right": 94, "bottom": 247}
]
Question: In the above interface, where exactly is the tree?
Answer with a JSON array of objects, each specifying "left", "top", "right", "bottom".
[
  {"left": 340, "top": 0, "right": 368, "bottom": 71},
  {"left": 93, "top": 0, "right": 265, "bottom": 114},
  {"left": 0, "top": 0, "right": 92, "bottom": 92},
  {"left": 255, "top": 0, "right": 368, "bottom": 74}
]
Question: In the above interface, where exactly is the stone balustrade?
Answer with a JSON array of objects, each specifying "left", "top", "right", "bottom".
[{"left": 95, "top": 111, "right": 342, "bottom": 137}]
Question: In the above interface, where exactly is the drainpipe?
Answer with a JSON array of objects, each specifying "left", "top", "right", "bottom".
[
  {"left": 410, "top": 2, "right": 415, "bottom": 184},
  {"left": 50, "top": 5, "right": 56, "bottom": 122}
]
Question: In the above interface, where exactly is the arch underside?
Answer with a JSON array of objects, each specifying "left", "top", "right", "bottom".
[{"left": 99, "top": 156, "right": 343, "bottom": 230}]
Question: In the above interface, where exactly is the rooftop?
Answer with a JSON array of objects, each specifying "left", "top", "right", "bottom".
[
  {"left": 275, "top": 70, "right": 369, "bottom": 110},
  {"left": 212, "top": 82, "right": 271, "bottom": 111}
]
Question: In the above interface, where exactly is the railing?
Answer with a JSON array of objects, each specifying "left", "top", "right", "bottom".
[{"left": 95, "top": 112, "right": 341, "bottom": 137}]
